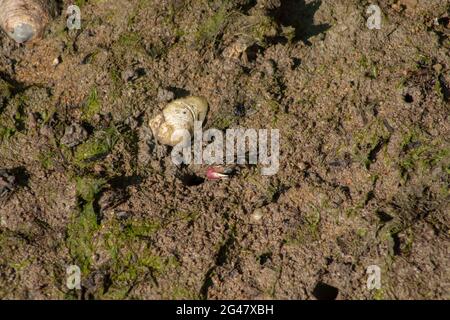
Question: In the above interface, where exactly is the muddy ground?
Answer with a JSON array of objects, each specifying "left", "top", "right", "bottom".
[{"left": 0, "top": 0, "right": 449, "bottom": 300}]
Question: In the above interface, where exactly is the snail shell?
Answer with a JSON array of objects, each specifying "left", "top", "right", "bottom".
[
  {"left": 149, "top": 96, "right": 208, "bottom": 146},
  {"left": 0, "top": 0, "right": 54, "bottom": 43}
]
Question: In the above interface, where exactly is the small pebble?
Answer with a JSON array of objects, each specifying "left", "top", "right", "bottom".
[
  {"left": 433, "top": 64, "right": 443, "bottom": 73},
  {"left": 297, "top": 161, "right": 309, "bottom": 171},
  {"left": 251, "top": 208, "right": 264, "bottom": 222},
  {"left": 52, "top": 56, "right": 61, "bottom": 67}
]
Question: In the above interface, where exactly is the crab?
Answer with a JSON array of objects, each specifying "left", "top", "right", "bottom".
[{"left": 206, "top": 166, "right": 237, "bottom": 180}]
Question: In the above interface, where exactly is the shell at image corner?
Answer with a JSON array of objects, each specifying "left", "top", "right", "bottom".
[
  {"left": 149, "top": 96, "right": 209, "bottom": 147},
  {"left": 0, "top": 0, "right": 55, "bottom": 43}
]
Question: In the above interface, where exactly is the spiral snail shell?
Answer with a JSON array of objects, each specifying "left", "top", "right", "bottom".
[
  {"left": 0, "top": 0, "right": 54, "bottom": 43},
  {"left": 149, "top": 96, "right": 208, "bottom": 147}
]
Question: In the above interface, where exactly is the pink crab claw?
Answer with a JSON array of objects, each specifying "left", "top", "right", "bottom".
[{"left": 206, "top": 167, "right": 229, "bottom": 180}]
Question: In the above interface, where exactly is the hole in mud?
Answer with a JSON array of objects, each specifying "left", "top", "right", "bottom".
[
  {"left": 292, "top": 57, "right": 302, "bottom": 69},
  {"left": 258, "top": 252, "right": 272, "bottom": 265},
  {"left": 167, "top": 87, "right": 190, "bottom": 99},
  {"left": 234, "top": 104, "right": 246, "bottom": 117},
  {"left": 9, "top": 167, "right": 30, "bottom": 187},
  {"left": 178, "top": 173, "right": 205, "bottom": 187},
  {"left": 108, "top": 175, "right": 143, "bottom": 189},
  {"left": 392, "top": 233, "right": 402, "bottom": 256},
  {"left": 239, "top": 0, "right": 258, "bottom": 14},
  {"left": 437, "top": 17, "right": 449, "bottom": 27},
  {"left": 438, "top": 75, "right": 450, "bottom": 102},
  {"left": 403, "top": 94, "right": 414, "bottom": 103},
  {"left": 245, "top": 43, "right": 264, "bottom": 62},
  {"left": 376, "top": 211, "right": 393, "bottom": 223},
  {"left": 312, "top": 282, "right": 339, "bottom": 300},
  {"left": 54, "top": 0, "right": 66, "bottom": 14}
]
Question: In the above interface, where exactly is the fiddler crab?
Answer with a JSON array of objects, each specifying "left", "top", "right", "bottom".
[{"left": 206, "top": 166, "right": 237, "bottom": 180}]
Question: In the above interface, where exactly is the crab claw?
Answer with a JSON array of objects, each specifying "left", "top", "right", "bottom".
[{"left": 206, "top": 167, "right": 229, "bottom": 180}]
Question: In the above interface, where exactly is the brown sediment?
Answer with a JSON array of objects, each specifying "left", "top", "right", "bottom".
[{"left": 0, "top": 0, "right": 449, "bottom": 300}]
